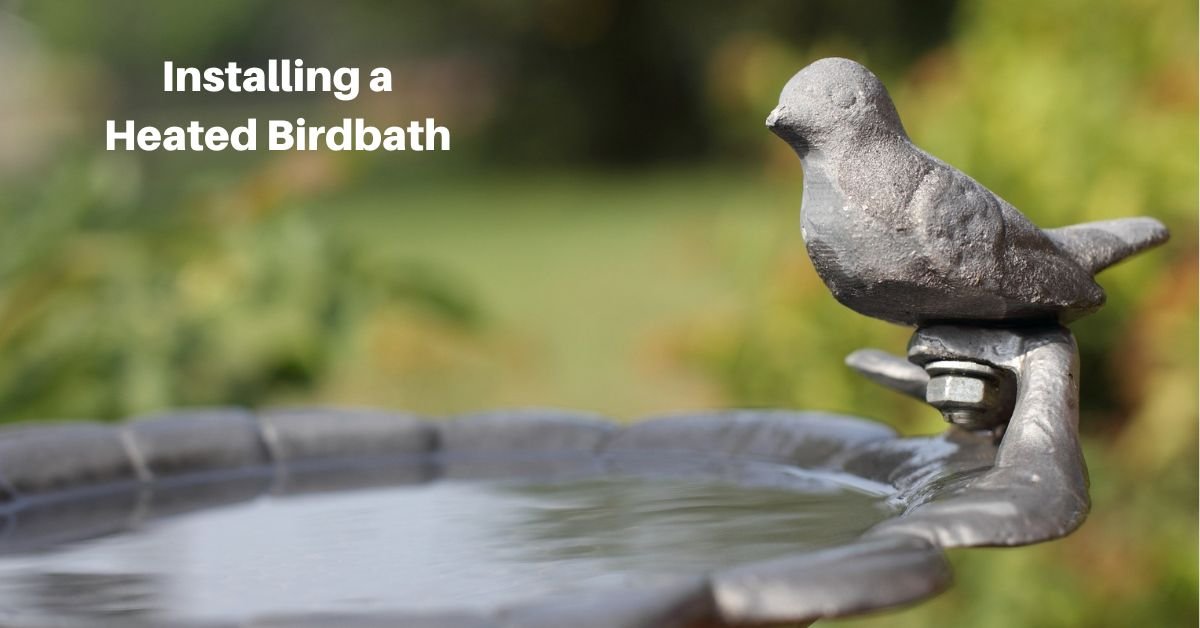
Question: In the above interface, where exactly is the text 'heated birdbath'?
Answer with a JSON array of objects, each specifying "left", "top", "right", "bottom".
[{"left": 106, "top": 60, "right": 450, "bottom": 152}]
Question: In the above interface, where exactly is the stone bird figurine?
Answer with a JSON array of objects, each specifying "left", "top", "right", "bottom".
[{"left": 766, "top": 57, "right": 1168, "bottom": 326}]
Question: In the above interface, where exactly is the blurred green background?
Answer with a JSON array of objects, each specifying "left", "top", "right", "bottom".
[{"left": 0, "top": 0, "right": 1195, "bottom": 624}]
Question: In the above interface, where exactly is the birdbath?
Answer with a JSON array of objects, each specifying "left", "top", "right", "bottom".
[{"left": 0, "top": 59, "right": 1166, "bottom": 628}]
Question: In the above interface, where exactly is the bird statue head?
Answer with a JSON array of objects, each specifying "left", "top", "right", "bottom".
[{"left": 766, "top": 57, "right": 906, "bottom": 158}]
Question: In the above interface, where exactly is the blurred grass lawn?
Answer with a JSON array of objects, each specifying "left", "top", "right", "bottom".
[{"left": 308, "top": 169, "right": 798, "bottom": 419}]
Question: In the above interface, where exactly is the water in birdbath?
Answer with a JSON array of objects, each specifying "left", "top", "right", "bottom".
[{"left": 0, "top": 469, "right": 895, "bottom": 623}]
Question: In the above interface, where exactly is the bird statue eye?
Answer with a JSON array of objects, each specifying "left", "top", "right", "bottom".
[{"left": 829, "top": 85, "right": 857, "bottom": 109}]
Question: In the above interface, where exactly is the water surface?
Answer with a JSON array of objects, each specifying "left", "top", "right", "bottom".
[{"left": 0, "top": 471, "right": 894, "bottom": 622}]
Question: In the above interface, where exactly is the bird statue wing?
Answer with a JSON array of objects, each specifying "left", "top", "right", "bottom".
[
  {"left": 1045, "top": 218, "right": 1170, "bottom": 275},
  {"left": 909, "top": 160, "right": 1108, "bottom": 318},
  {"left": 909, "top": 164, "right": 1007, "bottom": 290}
]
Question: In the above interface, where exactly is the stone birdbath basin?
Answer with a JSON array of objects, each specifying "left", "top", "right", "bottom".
[{"left": 0, "top": 326, "right": 1088, "bottom": 627}]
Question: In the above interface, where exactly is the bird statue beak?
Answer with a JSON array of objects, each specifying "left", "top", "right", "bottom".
[
  {"left": 765, "top": 106, "right": 786, "bottom": 130},
  {"left": 766, "top": 105, "right": 809, "bottom": 156}
]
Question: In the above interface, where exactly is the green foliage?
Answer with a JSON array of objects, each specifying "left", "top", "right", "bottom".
[{"left": 0, "top": 155, "right": 480, "bottom": 422}]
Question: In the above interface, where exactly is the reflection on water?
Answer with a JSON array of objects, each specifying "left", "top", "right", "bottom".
[
  {"left": 0, "top": 473, "right": 893, "bottom": 622},
  {"left": 503, "top": 478, "right": 891, "bottom": 569},
  {"left": 17, "top": 571, "right": 161, "bottom": 620}
]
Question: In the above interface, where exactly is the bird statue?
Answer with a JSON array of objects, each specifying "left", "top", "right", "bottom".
[{"left": 766, "top": 57, "right": 1168, "bottom": 327}]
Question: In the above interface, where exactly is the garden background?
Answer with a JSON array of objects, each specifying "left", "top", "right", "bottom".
[{"left": 0, "top": 1, "right": 1196, "bottom": 625}]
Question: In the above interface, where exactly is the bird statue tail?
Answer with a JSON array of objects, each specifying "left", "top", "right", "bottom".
[{"left": 1045, "top": 217, "right": 1170, "bottom": 275}]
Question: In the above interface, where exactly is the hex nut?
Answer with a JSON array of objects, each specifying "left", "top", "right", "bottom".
[
  {"left": 927, "top": 375, "right": 992, "bottom": 407},
  {"left": 924, "top": 361, "right": 1007, "bottom": 431}
]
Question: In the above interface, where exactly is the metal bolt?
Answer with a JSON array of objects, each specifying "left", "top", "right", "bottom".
[{"left": 924, "top": 360, "right": 1011, "bottom": 431}]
